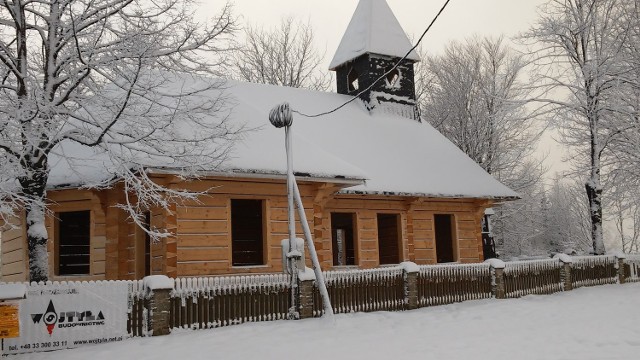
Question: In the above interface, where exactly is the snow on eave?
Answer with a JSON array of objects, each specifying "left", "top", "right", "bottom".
[
  {"left": 47, "top": 175, "right": 120, "bottom": 191},
  {"left": 338, "top": 189, "right": 521, "bottom": 201},
  {"left": 144, "top": 167, "right": 368, "bottom": 186}
]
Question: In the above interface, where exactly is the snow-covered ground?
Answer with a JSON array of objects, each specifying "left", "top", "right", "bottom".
[{"left": 14, "top": 283, "right": 640, "bottom": 360}]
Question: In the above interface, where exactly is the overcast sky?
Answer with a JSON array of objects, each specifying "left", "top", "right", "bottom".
[{"left": 203, "top": 0, "right": 548, "bottom": 69}]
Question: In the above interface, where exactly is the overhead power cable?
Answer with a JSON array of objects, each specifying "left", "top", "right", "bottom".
[{"left": 292, "top": 0, "right": 452, "bottom": 118}]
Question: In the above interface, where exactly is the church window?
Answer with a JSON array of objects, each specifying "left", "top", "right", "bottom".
[
  {"left": 385, "top": 66, "right": 400, "bottom": 88},
  {"left": 348, "top": 67, "right": 360, "bottom": 92}
]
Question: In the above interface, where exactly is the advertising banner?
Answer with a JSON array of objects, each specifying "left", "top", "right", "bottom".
[{"left": 2, "top": 281, "right": 130, "bottom": 355}]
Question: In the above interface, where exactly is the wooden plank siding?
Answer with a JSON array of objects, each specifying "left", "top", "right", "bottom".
[
  {"left": 1, "top": 214, "right": 28, "bottom": 282},
  {"left": 46, "top": 190, "right": 108, "bottom": 281},
  {"left": 1, "top": 175, "right": 493, "bottom": 281},
  {"left": 172, "top": 178, "right": 316, "bottom": 277},
  {"left": 319, "top": 196, "right": 491, "bottom": 268}
]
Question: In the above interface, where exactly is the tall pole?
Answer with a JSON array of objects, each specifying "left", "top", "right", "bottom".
[
  {"left": 269, "top": 103, "right": 334, "bottom": 318},
  {"left": 285, "top": 125, "right": 299, "bottom": 318},
  {"left": 291, "top": 177, "right": 334, "bottom": 316}
]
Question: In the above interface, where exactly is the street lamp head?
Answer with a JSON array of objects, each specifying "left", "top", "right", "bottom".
[{"left": 269, "top": 102, "right": 293, "bottom": 128}]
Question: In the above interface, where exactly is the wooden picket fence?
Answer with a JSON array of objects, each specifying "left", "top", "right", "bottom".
[
  {"left": 127, "top": 280, "right": 146, "bottom": 337},
  {"left": 4, "top": 254, "right": 637, "bottom": 357},
  {"left": 161, "top": 256, "right": 631, "bottom": 330},
  {"left": 624, "top": 255, "right": 640, "bottom": 283},
  {"left": 503, "top": 259, "right": 563, "bottom": 298},
  {"left": 312, "top": 267, "right": 405, "bottom": 316},
  {"left": 571, "top": 256, "right": 618, "bottom": 289},
  {"left": 417, "top": 263, "right": 492, "bottom": 306},
  {"left": 169, "top": 274, "right": 291, "bottom": 330}
]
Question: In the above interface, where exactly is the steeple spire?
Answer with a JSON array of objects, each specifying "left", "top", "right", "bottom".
[{"left": 329, "top": 0, "right": 420, "bottom": 71}]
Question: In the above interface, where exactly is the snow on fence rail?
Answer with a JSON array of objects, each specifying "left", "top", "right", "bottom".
[
  {"left": 503, "top": 259, "right": 563, "bottom": 298},
  {"left": 417, "top": 263, "right": 492, "bottom": 307},
  {"left": 571, "top": 256, "right": 618, "bottom": 288},
  {"left": 624, "top": 255, "right": 640, "bottom": 283},
  {"left": 169, "top": 274, "right": 291, "bottom": 330},
  {"left": 312, "top": 267, "right": 405, "bottom": 316}
]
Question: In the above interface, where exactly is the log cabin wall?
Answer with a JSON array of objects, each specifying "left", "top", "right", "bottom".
[
  {"left": 1, "top": 214, "right": 28, "bottom": 282},
  {"left": 104, "top": 186, "right": 172, "bottom": 280},
  {"left": 318, "top": 196, "right": 491, "bottom": 269},
  {"left": 45, "top": 190, "right": 108, "bottom": 281},
  {"left": 0, "top": 186, "right": 174, "bottom": 282},
  {"left": 170, "top": 177, "right": 317, "bottom": 277},
  {"left": 1, "top": 176, "right": 492, "bottom": 281}
]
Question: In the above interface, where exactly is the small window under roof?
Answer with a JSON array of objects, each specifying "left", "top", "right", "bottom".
[
  {"left": 385, "top": 67, "right": 400, "bottom": 87},
  {"left": 348, "top": 67, "right": 360, "bottom": 92}
]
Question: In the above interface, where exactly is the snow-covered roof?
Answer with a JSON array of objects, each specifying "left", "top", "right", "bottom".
[
  {"left": 329, "top": 0, "right": 421, "bottom": 70},
  {"left": 48, "top": 79, "right": 518, "bottom": 200}
]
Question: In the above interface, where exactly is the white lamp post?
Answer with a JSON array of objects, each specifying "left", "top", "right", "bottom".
[{"left": 269, "top": 103, "right": 334, "bottom": 318}]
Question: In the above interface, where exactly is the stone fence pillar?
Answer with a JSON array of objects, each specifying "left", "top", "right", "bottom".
[
  {"left": 555, "top": 254, "right": 573, "bottom": 291},
  {"left": 297, "top": 267, "right": 316, "bottom": 319},
  {"left": 616, "top": 254, "right": 627, "bottom": 285},
  {"left": 143, "top": 275, "right": 174, "bottom": 336},
  {"left": 485, "top": 259, "right": 506, "bottom": 299},
  {"left": 400, "top": 262, "right": 419, "bottom": 310}
]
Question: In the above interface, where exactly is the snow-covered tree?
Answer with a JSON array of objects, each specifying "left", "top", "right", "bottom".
[
  {"left": 606, "top": 1, "right": 640, "bottom": 193},
  {"left": 418, "top": 37, "right": 539, "bottom": 178},
  {"left": 610, "top": 194, "right": 640, "bottom": 254},
  {"left": 491, "top": 171, "right": 547, "bottom": 259},
  {"left": 0, "top": 0, "right": 238, "bottom": 282},
  {"left": 416, "top": 36, "right": 546, "bottom": 256},
  {"left": 232, "top": 17, "right": 330, "bottom": 91},
  {"left": 544, "top": 177, "right": 592, "bottom": 254},
  {"left": 523, "top": 0, "right": 634, "bottom": 255}
]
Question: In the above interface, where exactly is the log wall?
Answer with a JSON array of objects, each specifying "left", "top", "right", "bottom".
[
  {"left": 318, "top": 196, "right": 490, "bottom": 269},
  {"left": 46, "top": 190, "right": 108, "bottom": 281},
  {"left": 1, "top": 214, "right": 27, "bottom": 282},
  {"left": 1, "top": 176, "right": 492, "bottom": 281},
  {"left": 171, "top": 178, "right": 316, "bottom": 277}
]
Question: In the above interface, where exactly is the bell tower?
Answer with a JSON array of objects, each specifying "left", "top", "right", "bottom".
[{"left": 330, "top": 0, "right": 421, "bottom": 120}]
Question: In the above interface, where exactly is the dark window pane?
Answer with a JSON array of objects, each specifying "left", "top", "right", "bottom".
[
  {"left": 231, "top": 199, "right": 264, "bottom": 266},
  {"left": 377, "top": 214, "right": 400, "bottom": 265},
  {"left": 331, "top": 213, "right": 356, "bottom": 266},
  {"left": 58, "top": 211, "right": 91, "bottom": 275},
  {"left": 435, "top": 214, "right": 455, "bottom": 263}
]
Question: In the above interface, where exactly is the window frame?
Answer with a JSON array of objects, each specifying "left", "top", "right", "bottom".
[
  {"left": 230, "top": 198, "right": 268, "bottom": 267},
  {"left": 55, "top": 210, "right": 92, "bottom": 276},
  {"left": 135, "top": 211, "right": 152, "bottom": 279},
  {"left": 330, "top": 212, "right": 358, "bottom": 267},
  {"left": 433, "top": 213, "right": 459, "bottom": 263},
  {"left": 376, "top": 213, "right": 403, "bottom": 266}
]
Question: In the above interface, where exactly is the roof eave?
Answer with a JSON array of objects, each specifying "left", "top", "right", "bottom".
[
  {"left": 338, "top": 189, "right": 521, "bottom": 201},
  {"left": 145, "top": 168, "right": 367, "bottom": 186}
]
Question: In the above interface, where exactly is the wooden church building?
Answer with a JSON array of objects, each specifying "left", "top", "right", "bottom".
[{"left": 1, "top": 0, "right": 517, "bottom": 282}]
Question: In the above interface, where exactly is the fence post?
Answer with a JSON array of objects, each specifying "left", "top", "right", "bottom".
[
  {"left": 555, "top": 254, "right": 573, "bottom": 291},
  {"left": 143, "top": 275, "right": 174, "bottom": 336},
  {"left": 485, "top": 259, "right": 506, "bottom": 299},
  {"left": 297, "top": 268, "right": 316, "bottom": 319},
  {"left": 401, "top": 262, "right": 419, "bottom": 310},
  {"left": 616, "top": 254, "right": 626, "bottom": 284}
]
